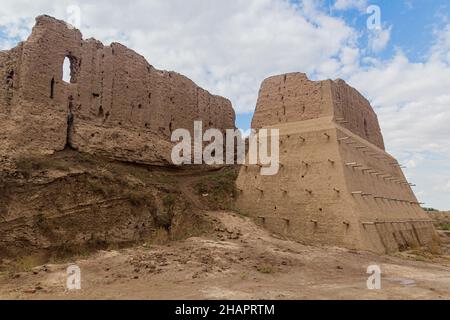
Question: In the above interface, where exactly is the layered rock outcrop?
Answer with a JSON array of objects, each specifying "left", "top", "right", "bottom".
[
  {"left": 237, "top": 73, "right": 437, "bottom": 253},
  {"left": 0, "top": 15, "right": 235, "bottom": 165}
]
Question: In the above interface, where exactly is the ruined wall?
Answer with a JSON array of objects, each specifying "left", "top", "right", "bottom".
[
  {"left": 237, "top": 73, "right": 437, "bottom": 254},
  {"left": 251, "top": 73, "right": 384, "bottom": 150},
  {"left": 0, "top": 15, "right": 237, "bottom": 259},
  {"left": 331, "top": 79, "right": 385, "bottom": 150},
  {"left": 0, "top": 15, "right": 235, "bottom": 164},
  {"left": 252, "top": 73, "right": 333, "bottom": 129}
]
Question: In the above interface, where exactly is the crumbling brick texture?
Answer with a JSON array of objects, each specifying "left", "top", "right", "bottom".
[
  {"left": 237, "top": 73, "right": 437, "bottom": 254},
  {"left": 0, "top": 15, "right": 235, "bottom": 165}
]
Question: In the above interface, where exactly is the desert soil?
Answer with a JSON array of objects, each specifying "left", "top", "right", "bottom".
[{"left": 1, "top": 211, "right": 449, "bottom": 300}]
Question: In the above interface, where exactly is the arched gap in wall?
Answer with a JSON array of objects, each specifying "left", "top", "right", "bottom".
[
  {"left": 63, "top": 57, "right": 71, "bottom": 83},
  {"left": 62, "top": 55, "right": 78, "bottom": 84}
]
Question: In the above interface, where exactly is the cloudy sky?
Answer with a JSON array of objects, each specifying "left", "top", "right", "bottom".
[{"left": 0, "top": 0, "right": 449, "bottom": 209}]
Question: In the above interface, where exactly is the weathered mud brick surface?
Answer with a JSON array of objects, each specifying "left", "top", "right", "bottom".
[
  {"left": 0, "top": 15, "right": 235, "bottom": 165},
  {"left": 0, "top": 16, "right": 235, "bottom": 258},
  {"left": 237, "top": 72, "right": 437, "bottom": 254}
]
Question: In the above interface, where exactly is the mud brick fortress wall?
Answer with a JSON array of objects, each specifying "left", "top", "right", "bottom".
[
  {"left": 0, "top": 15, "right": 235, "bottom": 165},
  {"left": 237, "top": 73, "right": 437, "bottom": 254},
  {"left": 0, "top": 16, "right": 235, "bottom": 257}
]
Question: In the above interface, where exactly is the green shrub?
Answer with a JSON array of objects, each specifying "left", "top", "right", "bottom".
[
  {"left": 257, "top": 263, "right": 277, "bottom": 274},
  {"left": 163, "top": 194, "right": 177, "bottom": 208},
  {"left": 438, "top": 223, "right": 450, "bottom": 231}
]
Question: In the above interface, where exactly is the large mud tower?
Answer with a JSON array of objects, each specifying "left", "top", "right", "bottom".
[{"left": 236, "top": 73, "right": 437, "bottom": 253}]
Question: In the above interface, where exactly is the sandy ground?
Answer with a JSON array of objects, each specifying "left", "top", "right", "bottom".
[{"left": 1, "top": 211, "right": 449, "bottom": 300}]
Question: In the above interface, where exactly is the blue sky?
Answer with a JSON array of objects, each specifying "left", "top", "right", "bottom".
[
  {"left": 237, "top": 0, "right": 450, "bottom": 130},
  {"left": 327, "top": 0, "right": 448, "bottom": 60},
  {"left": 0, "top": 0, "right": 449, "bottom": 209}
]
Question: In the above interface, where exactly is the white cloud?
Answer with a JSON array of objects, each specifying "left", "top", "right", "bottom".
[
  {"left": 333, "top": 0, "right": 368, "bottom": 12},
  {"left": 430, "top": 23, "right": 450, "bottom": 64},
  {"left": 368, "top": 26, "right": 391, "bottom": 52},
  {"left": 346, "top": 24, "right": 450, "bottom": 210}
]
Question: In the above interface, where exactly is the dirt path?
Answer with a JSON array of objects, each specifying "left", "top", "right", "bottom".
[{"left": 1, "top": 211, "right": 449, "bottom": 300}]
